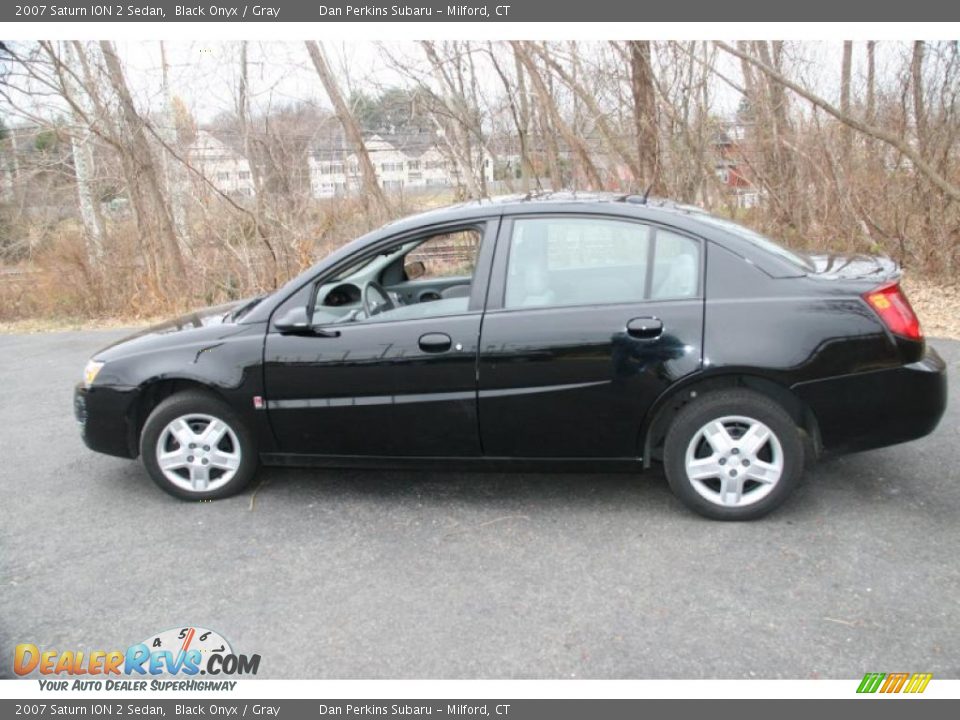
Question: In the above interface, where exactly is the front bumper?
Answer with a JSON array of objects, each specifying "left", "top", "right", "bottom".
[
  {"left": 74, "top": 382, "right": 141, "bottom": 459},
  {"left": 793, "top": 344, "right": 948, "bottom": 453}
]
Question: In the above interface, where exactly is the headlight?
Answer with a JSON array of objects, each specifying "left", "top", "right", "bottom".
[{"left": 83, "top": 359, "right": 105, "bottom": 387}]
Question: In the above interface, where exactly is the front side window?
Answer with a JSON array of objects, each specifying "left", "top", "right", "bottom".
[
  {"left": 312, "top": 226, "right": 484, "bottom": 328},
  {"left": 504, "top": 217, "right": 699, "bottom": 309},
  {"left": 403, "top": 229, "right": 481, "bottom": 281}
]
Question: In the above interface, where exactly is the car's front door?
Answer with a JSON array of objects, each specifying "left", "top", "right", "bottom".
[
  {"left": 263, "top": 219, "right": 498, "bottom": 457},
  {"left": 478, "top": 214, "right": 705, "bottom": 458}
]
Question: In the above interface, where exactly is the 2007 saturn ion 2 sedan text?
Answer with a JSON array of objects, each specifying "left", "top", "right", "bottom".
[{"left": 75, "top": 194, "right": 948, "bottom": 520}]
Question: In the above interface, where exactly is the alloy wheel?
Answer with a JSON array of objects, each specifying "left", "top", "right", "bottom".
[
  {"left": 683, "top": 415, "right": 784, "bottom": 508},
  {"left": 155, "top": 413, "right": 242, "bottom": 493}
]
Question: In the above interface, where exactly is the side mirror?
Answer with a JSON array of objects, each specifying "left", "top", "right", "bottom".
[
  {"left": 274, "top": 305, "right": 341, "bottom": 338},
  {"left": 404, "top": 260, "right": 426, "bottom": 280},
  {"left": 274, "top": 305, "right": 311, "bottom": 334}
]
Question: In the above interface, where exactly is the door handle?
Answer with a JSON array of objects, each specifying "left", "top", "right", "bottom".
[
  {"left": 626, "top": 317, "right": 663, "bottom": 339},
  {"left": 418, "top": 332, "right": 452, "bottom": 353}
]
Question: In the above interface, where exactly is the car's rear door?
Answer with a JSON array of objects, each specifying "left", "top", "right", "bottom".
[{"left": 477, "top": 213, "right": 704, "bottom": 459}]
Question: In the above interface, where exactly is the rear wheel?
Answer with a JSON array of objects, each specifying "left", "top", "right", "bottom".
[
  {"left": 140, "top": 391, "right": 257, "bottom": 500},
  {"left": 662, "top": 389, "right": 803, "bottom": 520}
]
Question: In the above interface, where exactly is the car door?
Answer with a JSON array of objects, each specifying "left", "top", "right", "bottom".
[
  {"left": 263, "top": 218, "right": 499, "bottom": 457},
  {"left": 478, "top": 213, "right": 704, "bottom": 459}
]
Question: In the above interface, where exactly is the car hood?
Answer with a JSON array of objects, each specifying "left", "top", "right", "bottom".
[{"left": 93, "top": 299, "right": 251, "bottom": 362}]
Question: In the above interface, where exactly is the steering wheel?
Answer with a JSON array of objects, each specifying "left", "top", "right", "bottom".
[{"left": 361, "top": 280, "right": 396, "bottom": 318}]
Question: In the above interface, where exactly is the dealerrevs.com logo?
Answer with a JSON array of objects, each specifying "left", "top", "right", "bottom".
[{"left": 14, "top": 627, "right": 260, "bottom": 691}]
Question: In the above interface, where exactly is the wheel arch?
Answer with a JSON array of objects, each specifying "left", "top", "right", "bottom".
[
  {"left": 640, "top": 372, "right": 821, "bottom": 468},
  {"left": 128, "top": 377, "right": 232, "bottom": 457}
]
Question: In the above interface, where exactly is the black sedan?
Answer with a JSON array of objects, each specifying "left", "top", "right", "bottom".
[{"left": 74, "top": 193, "right": 947, "bottom": 520}]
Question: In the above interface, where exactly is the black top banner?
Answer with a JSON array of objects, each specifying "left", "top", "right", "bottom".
[{"left": 5, "top": 0, "right": 960, "bottom": 22}]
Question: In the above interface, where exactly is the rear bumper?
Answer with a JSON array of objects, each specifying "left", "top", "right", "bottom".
[
  {"left": 793, "top": 345, "right": 947, "bottom": 453},
  {"left": 74, "top": 382, "right": 141, "bottom": 459}
]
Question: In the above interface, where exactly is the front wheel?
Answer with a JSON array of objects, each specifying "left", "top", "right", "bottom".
[
  {"left": 140, "top": 391, "right": 258, "bottom": 500},
  {"left": 662, "top": 389, "right": 804, "bottom": 520}
]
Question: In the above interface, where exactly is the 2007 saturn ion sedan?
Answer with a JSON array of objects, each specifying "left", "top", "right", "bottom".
[{"left": 75, "top": 193, "right": 948, "bottom": 520}]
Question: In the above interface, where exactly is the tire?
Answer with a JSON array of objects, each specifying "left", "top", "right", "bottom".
[
  {"left": 140, "top": 390, "right": 258, "bottom": 501},
  {"left": 662, "top": 389, "right": 804, "bottom": 520}
]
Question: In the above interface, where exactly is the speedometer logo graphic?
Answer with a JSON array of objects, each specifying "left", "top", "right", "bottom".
[{"left": 140, "top": 626, "right": 233, "bottom": 675}]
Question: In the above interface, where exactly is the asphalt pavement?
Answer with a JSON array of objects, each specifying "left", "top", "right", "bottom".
[{"left": 1, "top": 329, "right": 957, "bottom": 679}]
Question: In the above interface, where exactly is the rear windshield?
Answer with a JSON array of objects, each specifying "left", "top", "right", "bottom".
[{"left": 695, "top": 215, "right": 814, "bottom": 271}]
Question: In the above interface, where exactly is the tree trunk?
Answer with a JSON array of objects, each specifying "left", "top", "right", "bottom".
[
  {"left": 465, "top": 47, "right": 489, "bottom": 197},
  {"left": 486, "top": 43, "right": 532, "bottom": 192},
  {"left": 536, "top": 100, "right": 563, "bottom": 191},
  {"left": 911, "top": 41, "right": 927, "bottom": 149},
  {"left": 160, "top": 41, "right": 190, "bottom": 250},
  {"left": 866, "top": 41, "right": 877, "bottom": 123},
  {"left": 99, "top": 40, "right": 186, "bottom": 281},
  {"left": 237, "top": 41, "right": 283, "bottom": 280},
  {"left": 304, "top": 40, "right": 390, "bottom": 217},
  {"left": 513, "top": 49, "right": 535, "bottom": 191},
  {"left": 840, "top": 40, "right": 853, "bottom": 157},
  {"left": 628, "top": 41, "right": 662, "bottom": 192},
  {"left": 61, "top": 41, "right": 105, "bottom": 264}
]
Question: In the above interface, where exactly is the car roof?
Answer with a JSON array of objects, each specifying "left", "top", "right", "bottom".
[{"left": 381, "top": 191, "right": 710, "bottom": 229}]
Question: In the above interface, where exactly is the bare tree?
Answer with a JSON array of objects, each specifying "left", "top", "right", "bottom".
[
  {"left": 485, "top": 42, "right": 534, "bottom": 192},
  {"left": 418, "top": 41, "right": 485, "bottom": 198},
  {"left": 60, "top": 41, "right": 105, "bottom": 264},
  {"left": 159, "top": 41, "right": 190, "bottom": 247},
  {"left": 628, "top": 41, "right": 662, "bottom": 192},
  {"left": 528, "top": 41, "right": 644, "bottom": 186},
  {"left": 911, "top": 41, "right": 927, "bottom": 149},
  {"left": 236, "top": 40, "right": 287, "bottom": 278},
  {"left": 511, "top": 41, "right": 603, "bottom": 189},
  {"left": 99, "top": 40, "right": 187, "bottom": 280},
  {"left": 3, "top": 39, "right": 960, "bottom": 324},
  {"left": 715, "top": 40, "right": 960, "bottom": 203},
  {"left": 305, "top": 40, "right": 389, "bottom": 217},
  {"left": 840, "top": 40, "right": 853, "bottom": 157}
]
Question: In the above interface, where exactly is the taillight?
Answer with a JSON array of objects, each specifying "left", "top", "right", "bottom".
[{"left": 863, "top": 282, "right": 923, "bottom": 340}]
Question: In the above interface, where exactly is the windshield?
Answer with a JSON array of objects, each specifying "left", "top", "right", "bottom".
[{"left": 695, "top": 215, "right": 814, "bottom": 271}]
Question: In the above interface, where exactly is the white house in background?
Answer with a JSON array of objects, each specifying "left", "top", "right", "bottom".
[
  {"left": 187, "top": 130, "right": 255, "bottom": 197},
  {"left": 308, "top": 132, "right": 492, "bottom": 199}
]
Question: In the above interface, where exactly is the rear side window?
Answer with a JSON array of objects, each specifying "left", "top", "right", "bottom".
[
  {"left": 650, "top": 229, "right": 700, "bottom": 300},
  {"left": 503, "top": 217, "right": 699, "bottom": 309}
]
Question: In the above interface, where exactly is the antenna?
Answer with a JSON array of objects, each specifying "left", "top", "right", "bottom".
[{"left": 642, "top": 182, "right": 654, "bottom": 204}]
